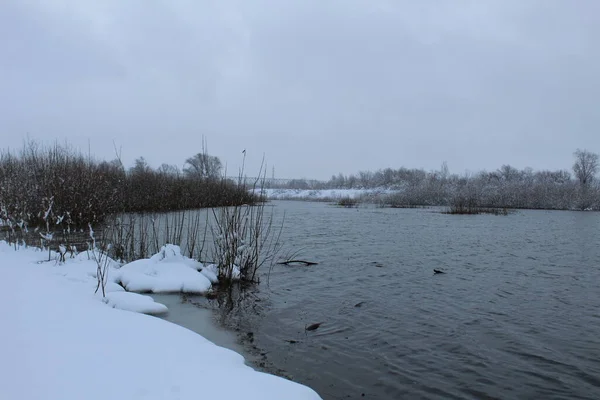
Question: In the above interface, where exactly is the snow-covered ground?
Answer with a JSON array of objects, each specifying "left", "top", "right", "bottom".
[
  {"left": 258, "top": 187, "right": 395, "bottom": 201},
  {"left": 0, "top": 241, "right": 321, "bottom": 400}
]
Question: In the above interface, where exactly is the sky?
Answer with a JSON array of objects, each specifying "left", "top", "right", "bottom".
[{"left": 1, "top": 0, "right": 599, "bottom": 180}]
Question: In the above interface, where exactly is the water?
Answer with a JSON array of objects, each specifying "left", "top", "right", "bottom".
[
  {"left": 165, "top": 201, "right": 600, "bottom": 399},
  {"left": 150, "top": 293, "right": 244, "bottom": 355}
]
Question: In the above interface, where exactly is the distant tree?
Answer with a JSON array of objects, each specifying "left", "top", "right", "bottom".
[
  {"left": 346, "top": 174, "right": 358, "bottom": 188},
  {"left": 108, "top": 158, "right": 124, "bottom": 171},
  {"left": 157, "top": 163, "right": 180, "bottom": 176},
  {"left": 573, "top": 149, "right": 599, "bottom": 186},
  {"left": 573, "top": 149, "right": 599, "bottom": 210},
  {"left": 336, "top": 173, "right": 346, "bottom": 188},
  {"left": 130, "top": 157, "right": 151, "bottom": 175},
  {"left": 287, "top": 179, "right": 310, "bottom": 190},
  {"left": 440, "top": 161, "right": 449, "bottom": 180},
  {"left": 358, "top": 171, "right": 373, "bottom": 188},
  {"left": 498, "top": 165, "right": 520, "bottom": 182},
  {"left": 371, "top": 170, "right": 385, "bottom": 187},
  {"left": 184, "top": 153, "right": 222, "bottom": 180},
  {"left": 382, "top": 168, "right": 394, "bottom": 186}
]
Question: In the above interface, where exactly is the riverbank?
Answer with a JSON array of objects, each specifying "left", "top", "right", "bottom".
[
  {"left": 257, "top": 187, "right": 392, "bottom": 202},
  {"left": 259, "top": 188, "right": 600, "bottom": 212},
  {"left": 0, "top": 242, "right": 321, "bottom": 400}
]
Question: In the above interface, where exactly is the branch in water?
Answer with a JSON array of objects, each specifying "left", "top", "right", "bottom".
[{"left": 278, "top": 260, "right": 319, "bottom": 266}]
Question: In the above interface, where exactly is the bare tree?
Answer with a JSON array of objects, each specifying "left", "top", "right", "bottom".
[
  {"left": 184, "top": 153, "right": 222, "bottom": 180},
  {"left": 440, "top": 161, "right": 449, "bottom": 180},
  {"left": 157, "top": 163, "right": 180, "bottom": 176},
  {"left": 573, "top": 149, "right": 599, "bottom": 186},
  {"left": 130, "top": 157, "right": 151, "bottom": 175}
]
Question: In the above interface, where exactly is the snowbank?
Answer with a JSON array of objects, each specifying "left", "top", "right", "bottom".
[
  {"left": 104, "top": 291, "right": 169, "bottom": 315},
  {"left": 0, "top": 242, "right": 322, "bottom": 400},
  {"left": 38, "top": 244, "right": 215, "bottom": 303},
  {"left": 258, "top": 187, "right": 394, "bottom": 201}
]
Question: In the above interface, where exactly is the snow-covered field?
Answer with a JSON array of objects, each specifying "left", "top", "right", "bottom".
[
  {"left": 0, "top": 242, "right": 321, "bottom": 400},
  {"left": 258, "top": 187, "right": 394, "bottom": 201}
]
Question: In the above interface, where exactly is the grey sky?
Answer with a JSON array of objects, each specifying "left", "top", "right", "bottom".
[{"left": 1, "top": 1, "right": 599, "bottom": 180}]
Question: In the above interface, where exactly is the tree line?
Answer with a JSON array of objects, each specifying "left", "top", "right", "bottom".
[
  {"left": 0, "top": 141, "right": 255, "bottom": 232},
  {"left": 274, "top": 150, "right": 600, "bottom": 211}
]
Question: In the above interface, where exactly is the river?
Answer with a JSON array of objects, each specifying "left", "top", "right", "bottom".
[{"left": 158, "top": 201, "right": 600, "bottom": 399}]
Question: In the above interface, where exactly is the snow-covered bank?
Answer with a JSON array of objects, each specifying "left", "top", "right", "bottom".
[
  {"left": 258, "top": 187, "right": 394, "bottom": 201},
  {"left": 0, "top": 242, "right": 321, "bottom": 400}
]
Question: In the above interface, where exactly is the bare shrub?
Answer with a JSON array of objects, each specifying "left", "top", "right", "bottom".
[
  {"left": 336, "top": 197, "right": 359, "bottom": 208},
  {"left": 210, "top": 157, "right": 283, "bottom": 283},
  {"left": 87, "top": 224, "right": 112, "bottom": 298}
]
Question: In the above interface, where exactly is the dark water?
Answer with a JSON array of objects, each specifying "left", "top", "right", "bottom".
[{"left": 179, "top": 201, "right": 600, "bottom": 399}]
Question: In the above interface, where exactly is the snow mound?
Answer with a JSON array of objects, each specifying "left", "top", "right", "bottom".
[
  {"left": 104, "top": 281, "right": 125, "bottom": 292},
  {"left": 150, "top": 243, "right": 204, "bottom": 269},
  {"left": 104, "top": 292, "right": 168, "bottom": 315},
  {"left": 196, "top": 262, "right": 239, "bottom": 283},
  {"left": 119, "top": 245, "right": 212, "bottom": 294},
  {"left": 150, "top": 244, "right": 185, "bottom": 263},
  {"left": 203, "top": 263, "right": 241, "bottom": 280},
  {"left": 200, "top": 263, "right": 219, "bottom": 283}
]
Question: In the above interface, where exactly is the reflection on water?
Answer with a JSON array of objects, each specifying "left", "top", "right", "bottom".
[{"left": 162, "top": 201, "right": 600, "bottom": 399}]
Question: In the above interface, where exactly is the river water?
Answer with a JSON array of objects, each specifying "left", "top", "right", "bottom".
[{"left": 162, "top": 201, "right": 600, "bottom": 399}]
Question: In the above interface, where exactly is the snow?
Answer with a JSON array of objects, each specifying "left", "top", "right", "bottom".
[
  {"left": 200, "top": 263, "right": 219, "bottom": 283},
  {"left": 185, "top": 258, "right": 237, "bottom": 284},
  {"left": 49, "top": 249, "right": 123, "bottom": 292},
  {"left": 119, "top": 259, "right": 212, "bottom": 293},
  {"left": 150, "top": 244, "right": 203, "bottom": 270},
  {"left": 0, "top": 241, "right": 322, "bottom": 400},
  {"left": 47, "top": 244, "right": 214, "bottom": 298},
  {"left": 118, "top": 245, "right": 212, "bottom": 294},
  {"left": 258, "top": 187, "right": 394, "bottom": 201},
  {"left": 104, "top": 291, "right": 169, "bottom": 315}
]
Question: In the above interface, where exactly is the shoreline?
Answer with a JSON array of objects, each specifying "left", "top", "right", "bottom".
[
  {"left": 150, "top": 293, "right": 257, "bottom": 364},
  {"left": 261, "top": 190, "right": 600, "bottom": 212},
  {"left": 0, "top": 242, "right": 322, "bottom": 400},
  {"left": 156, "top": 291, "right": 296, "bottom": 381}
]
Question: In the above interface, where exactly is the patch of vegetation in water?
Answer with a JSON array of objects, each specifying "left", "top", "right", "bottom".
[
  {"left": 335, "top": 197, "right": 360, "bottom": 208},
  {"left": 378, "top": 203, "right": 426, "bottom": 209},
  {"left": 443, "top": 205, "right": 511, "bottom": 215}
]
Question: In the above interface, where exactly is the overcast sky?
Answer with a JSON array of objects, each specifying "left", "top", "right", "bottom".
[{"left": 1, "top": 1, "right": 599, "bottom": 180}]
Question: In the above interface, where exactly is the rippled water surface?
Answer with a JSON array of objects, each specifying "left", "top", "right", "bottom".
[{"left": 187, "top": 201, "right": 600, "bottom": 399}]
